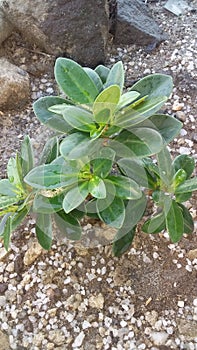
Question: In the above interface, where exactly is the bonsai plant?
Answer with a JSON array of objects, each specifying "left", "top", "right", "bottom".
[{"left": 0, "top": 58, "right": 196, "bottom": 256}]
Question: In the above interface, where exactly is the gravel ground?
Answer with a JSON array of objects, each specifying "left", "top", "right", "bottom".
[{"left": 0, "top": 1, "right": 197, "bottom": 349}]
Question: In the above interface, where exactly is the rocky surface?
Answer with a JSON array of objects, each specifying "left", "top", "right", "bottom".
[
  {"left": 0, "top": 0, "right": 109, "bottom": 66},
  {"left": 0, "top": 57, "right": 30, "bottom": 110},
  {"left": 0, "top": 0, "right": 196, "bottom": 349},
  {"left": 114, "top": 0, "right": 167, "bottom": 46}
]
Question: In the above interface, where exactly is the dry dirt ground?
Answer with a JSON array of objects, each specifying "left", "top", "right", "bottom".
[{"left": 0, "top": 1, "right": 197, "bottom": 349}]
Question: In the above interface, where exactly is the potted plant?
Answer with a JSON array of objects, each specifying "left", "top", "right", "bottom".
[{"left": 0, "top": 58, "right": 196, "bottom": 256}]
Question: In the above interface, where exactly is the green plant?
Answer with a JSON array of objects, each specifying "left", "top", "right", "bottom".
[{"left": 0, "top": 58, "right": 196, "bottom": 255}]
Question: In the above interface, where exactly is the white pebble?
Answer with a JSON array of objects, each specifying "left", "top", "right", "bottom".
[
  {"left": 193, "top": 299, "right": 197, "bottom": 307},
  {"left": 72, "top": 331, "right": 85, "bottom": 348},
  {"left": 178, "top": 301, "right": 185, "bottom": 308},
  {"left": 150, "top": 331, "right": 169, "bottom": 345},
  {"left": 120, "top": 320, "right": 127, "bottom": 327}
]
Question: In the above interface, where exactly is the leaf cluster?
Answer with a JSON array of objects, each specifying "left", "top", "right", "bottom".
[{"left": 0, "top": 58, "right": 196, "bottom": 256}]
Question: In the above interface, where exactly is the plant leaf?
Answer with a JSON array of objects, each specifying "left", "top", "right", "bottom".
[
  {"left": 0, "top": 214, "right": 11, "bottom": 237},
  {"left": 63, "top": 182, "right": 89, "bottom": 213},
  {"left": 106, "top": 175, "right": 142, "bottom": 200},
  {"left": 89, "top": 177, "right": 106, "bottom": 199},
  {"left": 3, "top": 216, "right": 12, "bottom": 251},
  {"left": 7, "top": 156, "right": 23, "bottom": 189},
  {"left": 142, "top": 211, "right": 166, "bottom": 234},
  {"left": 117, "top": 158, "right": 149, "bottom": 187},
  {"left": 157, "top": 146, "right": 174, "bottom": 187},
  {"left": 97, "top": 196, "right": 125, "bottom": 229},
  {"left": 24, "top": 163, "right": 79, "bottom": 189},
  {"left": 117, "top": 91, "right": 140, "bottom": 110},
  {"left": 54, "top": 210, "right": 81, "bottom": 240},
  {"left": 104, "top": 61, "right": 124, "bottom": 92},
  {"left": 20, "top": 135, "right": 34, "bottom": 176},
  {"left": 112, "top": 227, "right": 136, "bottom": 257},
  {"left": 130, "top": 74, "right": 173, "bottom": 99},
  {"left": 33, "top": 96, "right": 73, "bottom": 133},
  {"left": 39, "top": 136, "right": 59, "bottom": 165},
  {"left": 164, "top": 198, "right": 184, "bottom": 243},
  {"left": 177, "top": 203, "right": 194, "bottom": 234},
  {"left": 91, "top": 147, "right": 115, "bottom": 178},
  {"left": 114, "top": 96, "right": 167, "bottom": 128},
  {"left": 11, "top": 206, "right": 30, "bottom": 231},
  {"left": 95, "top": 65, "right": 110, "bottom": 84},
  {"left": 0, "top": 196, "right": 18, "bottom": 210},
  {"left": 54, "top": 58, "right": 99, "bottom": 103},
  {"left": 0, "top": 179, "right": 18, "bottom": 197},
  {"left": 36, "top": 213, "right": 52, "bottom": 250},
  {"left": 83, "top": 67, "right": 103, "bottom": 92},
  {"left": 33, "top": 193, "right": 64, "bottom": 214},
  {"left": 135, "top": 114, "right": 182, "bottom": 144},
  {"left": 172, "top": 155, "right": 195, "bottom": 179},
  {"left": 93, "top": 85, "right": 121, "bottom": 123},
  {"left": 175, "top": 177, "right": 197, "bottom": 194},
  {"left": 110, "top": 128, "right": 163, "bottom": 158},
  {"left": 60, "top": 132, "right": 102, "bottom": 160}
]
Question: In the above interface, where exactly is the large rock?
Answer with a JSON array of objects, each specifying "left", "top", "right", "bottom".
[
  {"left": 0, "top": 10, "right": 13, "bottom": 45},
  {"left": 0, "top": 58, "right": 30, "bottom": 110},
  {"left": 114, "top": 0, "right": 167, "bottom": 46},
  {"left": 0, "top": 0, "right": 109, "bottom": 66}
]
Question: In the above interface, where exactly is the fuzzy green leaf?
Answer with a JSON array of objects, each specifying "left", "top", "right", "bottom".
[
  {"left": 54, "top": 58, "right": 99, "bottom": 103},
  {"left": 24, "top": 163, "right": 79, "bottom": 189},
  {"left": 91, "top": 147, "right": 115, "bottom": 178},
  {"left": 83, "top": 67, "right": 103, "bottom": 92},
  {"left": 172, "top": 155, "right": 195, "bottom": 179},
  {"left": 97, "top": 196, "right": 125, "bottom": 229},
  {"left": 36, "top": 213, "right": 52, "bottom": 250},
  {"left": 20, "top": 136, "right": 34, "bottom": 176},
  {"left": 104, "top": 61, "right": 124, "bottom": 92},
  {"left": 33, "top": 193, "right": 64, "bottom": 214},
  {"left": 60, "top": 132, "right": 102, "bottom": 160},
  {"left": 157, "top": 146, "right": 174, "bottom": 187},
  {"left": 3, "top": 216, "right": 12, "bottom": 251},
  {"left": 117, "top": 91, "right": 140, "bottom": 110},
  {"left": 106, "top": 175, "right": 142, "bottom": 200},
  {"left": 177, "top": 203, "right": 194, "bottom": 234},
  {"left": 89, "top": 177, "right": 106, "bottom": 199},
  {"left": 93, "top": 85, "right": 121, "bottom": 123},
  {"left": 175, "top": 177, "right": 197, "bottom": 194},
  {"left": 11, "top": 206, "right": 30, "bottom": 231},
  {"left": 114, "top": 96, "right": 167, "bottom": 128},
  {"left": 130, "top": 74, "right": 173, "bottom": 100},
  {"left": 112, "top": 227, "right": 136, "bottom": 257},
  {"left": 0, "top": 179, "right": 17, "bottom": 197},
  {"left": 33, "top": 96, "right": 73, "bottom": 133},
  {"left": 110, "top": 128, "right": 163, "bottom": 158},
  {"left": 135, "top": 114, "right": 182, "bottom": 144},
  {"left": 54, "top": 210, "right": 81, "bottom": 240},
  {"left": 0, "top": 214, "right": 11, "bottom": 237},
  {"left": 63, "top": 182, "right": 89, "bottom": 213},
  {"left": 117, "top": 158, "right": 149, "bottom": 187},
  {"left": 49, "top": 105, "right": 95, "bottom": 133},
  {"left": 142, "top": 211, "right": 166, "bottom": 234},
  {"left": 39, "top": 136, "right": 59, "bottom": 165},
  {"left": 0, "top": 196, "right": 18, "bottom": 210},
  {"left": 95, "top": 65, "right": 110, "bottom": 84},
  {"left": 164, "top": 198, "right": 184, "bottom": 243}
]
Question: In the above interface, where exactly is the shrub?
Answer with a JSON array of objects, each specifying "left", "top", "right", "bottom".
[{"left": 0, "top": 58, "right": 196, "bottom": 256}]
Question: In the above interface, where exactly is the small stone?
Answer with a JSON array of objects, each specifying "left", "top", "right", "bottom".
[
  {"left": 82, "top": 320, "right": 91, "bottom": 329},
  {"left": 120, "top": 320, "right": 127, "bottom": 327},
  {"left": 23, "top": 241, "right": 45, "bottom": 265},
  {"left": 48, "top": 330, "right": 65, "bottom": 345},
  {"left": 188, "top": 249, "right": 197, "bottom": 260},
  {"left": 178, "top": 300, "right": 185, "bottom": 308},
  {"left": 0, "top": 283, "right": 8, "bottom": 294},
  {"left": 89, "top": 293, "right": 104, "bottom": 309},
  {"left": 6, "top": 262, "right": 15, "bottom": 272},
  {"left": 72, "top": 331, "right": 85, "bottom": 348},
  {"left": 179, "top": 147, "right": 191, "bottom": 155},
  {"left": 176, "top": 111, "right": 186, "bottom": 122},
  {"left": 0, "top": 248, "right": 9, "bottom": 261},
  {"left": 150, "top": 331, "right": 169, "bottom": 345},
  {"left": 172, "top": 102, "right": 184, "bottom": 111},
  {"left": 0, "top": 331, "right": 10, "bottom": 350},
  {"left": 0, "top": 296, "right": 6, "bottom": 306},
  {"left": 193, "top": 299, "right": 197, "bottom": 307}
]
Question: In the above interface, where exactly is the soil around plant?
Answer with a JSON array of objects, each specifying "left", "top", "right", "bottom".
[{"left": 0, "top": 1, "right": 197, "bottom": 349}]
